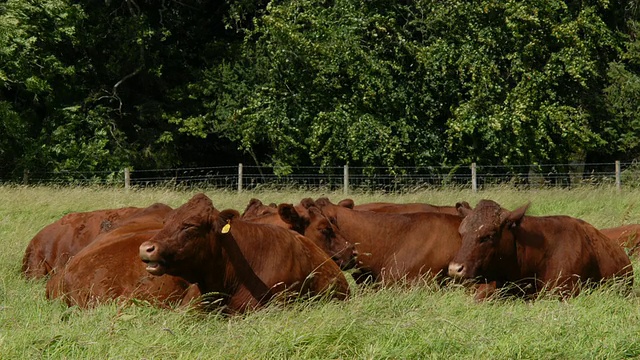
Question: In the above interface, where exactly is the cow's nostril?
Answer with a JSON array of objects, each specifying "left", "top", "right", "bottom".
[
  {"left": 448, "top": 262, "right": 465, "bottom": 277},
  {"left": 145, "top": 244, "right": 155, "bottom": 254}
]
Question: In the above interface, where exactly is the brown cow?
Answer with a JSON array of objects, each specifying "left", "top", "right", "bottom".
[
  {"left": 246, "top": 202, "right": 356, "bottom": 270},
  {"left": 338, "top": 199, "right": 465, "bottom": 215},
  {"left": 600, "top": 224, "right": 640, "bottom": 257},
  {"left": 448, "top": 200, "right": 633, "bottom": 299},
  {"left": 46, "top": 203, "right": 200, "bottom": 308},
  {"left": 311, "top": 197, "right": 463, "bottom": 285},
  {"left": 139, "top": 193, "right": 350, "bottom": 314},
  {"left": 22, "top": 206, "right": 147, "bottom": 279}
]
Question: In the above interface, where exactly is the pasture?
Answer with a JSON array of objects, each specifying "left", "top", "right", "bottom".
[{"left": 2, "top": 185, "right": 640, "bottom": 359}]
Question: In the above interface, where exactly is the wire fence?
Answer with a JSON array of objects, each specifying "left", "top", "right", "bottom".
[{"left": 13, "top": 161, "right": 640, "bottom": 193}]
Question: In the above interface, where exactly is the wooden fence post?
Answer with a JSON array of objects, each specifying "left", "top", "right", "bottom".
[
  {"left": 124, "top": 168, "right": 130, "bottom": 189},
  {"left": 238, "top": 163, "right": 243, "bottom": 193},
  {"left": 471, "top": 163, "right": 477, "bottom": 193},
  {"left": 615, "top": 160, "right": 621, "bottom": 192},
  {"left": 343, "top": 164, "right": 349, "bottom": 195}
]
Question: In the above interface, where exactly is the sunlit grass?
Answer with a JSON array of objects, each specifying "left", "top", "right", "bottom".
[{"left": 2, "top": 185, "right": 640, "bottom": 358}]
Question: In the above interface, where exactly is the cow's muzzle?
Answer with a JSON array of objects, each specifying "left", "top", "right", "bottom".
[
  {"left": 139, "top": 242, "right": 166, "bottom": 275},
  {"left": 448, "top": 262, "right": 466, "bottom": 278}
]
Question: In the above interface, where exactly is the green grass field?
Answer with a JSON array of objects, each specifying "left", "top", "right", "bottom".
[{"left": 2, "top": 185, "right": 640, "bottom": 359}]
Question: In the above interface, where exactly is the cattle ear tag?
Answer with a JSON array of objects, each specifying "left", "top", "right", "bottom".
[{"left": 221, "top": 221, "right": 231, "bottom": 234}]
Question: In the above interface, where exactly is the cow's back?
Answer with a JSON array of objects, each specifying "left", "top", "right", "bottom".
[
  {"left": 46, "top": 220, "right": 198, "bottom": 308},
  {"left": 515, "top": 216, "right": 632, "bottom": 287},
  {"left": 354, "top": 202, "right": 458, "bottom": 215},
  {"left": 600, "top": 224, "right": 640, "bottom": 256},
  {"left": 325, "top": 206, "right": 462, "bottom": 283},
  {"left": 22, "top": 207, "right": 143, "bottom": 279}
]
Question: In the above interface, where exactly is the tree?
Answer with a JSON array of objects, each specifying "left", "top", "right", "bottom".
[
  {"left": 184, "top": 0, "right": 626, "bottom": 172},
  {"left": 604, "top": 3, "right": 640, "bottom": 161},
  {"left": 0, "top": 0, "right": 265, "bottom": 180},
  {"left": 424, "top": 0, "right": 619, "bottom": 165}
]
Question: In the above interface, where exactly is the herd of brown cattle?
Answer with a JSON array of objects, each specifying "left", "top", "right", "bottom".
[{"left": 21, "top": 193, "right": 638, "bottom": 314}]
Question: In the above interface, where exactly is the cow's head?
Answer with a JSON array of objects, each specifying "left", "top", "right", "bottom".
[
  {"left": 312, "top": 197, "right": 339, "bottom": 225},
  {"left": 448, "top": 200, "right": 528, "bottom": 282},
  {"left": 279, "top": 202, "right": 357, "bottom": 270},
  {"left": 139, "top": 193, "right": 223, "bottom": 283},
  {"left": 241, "top": 198, "right": 277, "bottom": 219}
]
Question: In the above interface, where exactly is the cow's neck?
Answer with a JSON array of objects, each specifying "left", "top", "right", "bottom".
[
  {"left": 494, "top": 228, "right": 522, "bottom": 283},
  {"left": 214, "top": 227, "right": 274, "bottom": 306},
  {"left": 184, "top": 233, "right": 226, "bottom": 295},
  {"left": 336, "top": 208, "right": 415, "bottom": 273},
  {"left": 336, "top": 208, "right": 407, "bottom": 248},
  {"left": 510, "top": 218, "right": 549, "bottom": 281}
]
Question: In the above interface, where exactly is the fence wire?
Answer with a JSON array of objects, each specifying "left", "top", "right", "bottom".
[{"left": 13, "top": 161, "right": 640, "bottom": 192}]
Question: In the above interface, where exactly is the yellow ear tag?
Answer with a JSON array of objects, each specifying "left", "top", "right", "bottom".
[{"left": 221, "top": 221, "right": 231, "bottom": 234}]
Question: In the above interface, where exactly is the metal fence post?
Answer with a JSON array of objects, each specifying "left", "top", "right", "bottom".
[
  {"left": 471, "top": 163, "right": 477, "bottom": 193},
  {"left": 615, "top": 160, "right": 621, "bottom": 192},
  {"left": 124, "top": 168, "right": 130, "bottom": 189},
  {"left": 343, "top": 164, "right": 349, "bottom": 195},
  {"left": 238, "top": 163, "right": 243, "bottom": 193}
]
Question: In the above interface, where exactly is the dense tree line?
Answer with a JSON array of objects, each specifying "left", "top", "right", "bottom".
[{"left": 1, "top": 0, "right": 639, "bottom": 180}]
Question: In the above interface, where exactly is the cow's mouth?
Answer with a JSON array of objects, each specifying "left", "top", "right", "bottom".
[
  {"left": 143, "top": 260, "right": 166, "bottom": 275},
  {"left": 139, "top": 242, "right": 167, "bottom": 275},
  {"left": 140, "top": 254, "right": 167, "bottom": 275},
  {"left": 334, "top": 252, "right": 358, "bottom": 271}
]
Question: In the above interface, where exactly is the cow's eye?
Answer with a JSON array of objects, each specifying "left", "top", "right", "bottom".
[
  {"left": 479, "top": 232, "right": 496, "bottom": 243},
  {"left": 182, "top": 223, "right": 197, "bottom": 231}
]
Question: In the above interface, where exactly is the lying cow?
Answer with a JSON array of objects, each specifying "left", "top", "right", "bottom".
[
  {"left": 46, "top": 203, "right": 199, "bottom": 308},
  {"left": 22, "top": 206, "right": 147, "bottom": 279},
  {"left": 600, "top": 224, "right": 640, "bottom": 257},
  {"left": 246, "top": 202, "right": 356, "bottom": 270},
  {"left": 310, "top": 197, "right": 463, "bottom": 285},
  {"left": 139, "top": 193, "right": 350, "bottom": 314},
  {"left": 338, "top": 199, "right": 462, "bottom": 215},
  {"left": 448, "top": 200, "right": 633, "bottom": 299}
]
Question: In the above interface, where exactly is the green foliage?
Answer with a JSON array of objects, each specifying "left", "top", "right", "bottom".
[
  {"left": 1, "top": 0, "right": 640, "bottom": 180},
  {"left": 47, "top": 106, "right": 130, "bottom": 173},
  {"left": 0, "top": 0, "right": 85, "bottom": 177},
  {"left": 186, "top": 0, "right": 632, "bottom": 171},
  {"left": 604, "top": 17, "right": 640, "bottom": 159},
  {"left": 203, "top": 0, "right": 446, "bottom": 170},
  {"left": 434, "top": 0, "right": 617, "bottom": 164}
]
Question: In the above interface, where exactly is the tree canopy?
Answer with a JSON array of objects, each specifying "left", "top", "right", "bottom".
[{"left": 1, "top": 0, "right": 639, "bottom": 180}]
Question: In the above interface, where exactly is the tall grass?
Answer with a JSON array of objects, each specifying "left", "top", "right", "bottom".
[{"left": 2, "top": 185, "right": 640, "bottom": 359}]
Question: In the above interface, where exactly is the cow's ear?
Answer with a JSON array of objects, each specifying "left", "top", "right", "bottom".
[
  {"left": 278, "top": 203, "right": 301, "bottom": 226},
  {"left": 217, "top": 209, "right": 240, "bottom": 230},
  {"left": 338, "top": 199, "right": 355, "bottom": 209},
  {"left": 300, "top": 198, "right": 315, "bottom": 209},
  {"left": 307, "top": 206, "right": 323, "bottom": 221},
  {"left": 504, "top": 202, "right": 529, "bottom": 228},
  {"left": 457, "top": 202, "right": 473, "bottom": 217},
  {"left": 315, "top": 197, "right": 332, "bottom": 207},
  {"left": 241, "top": 198, "right": 262, "bottom": 217}
]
